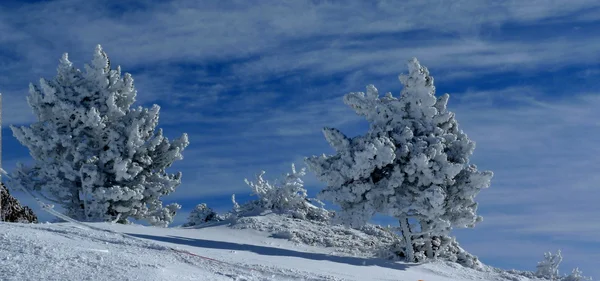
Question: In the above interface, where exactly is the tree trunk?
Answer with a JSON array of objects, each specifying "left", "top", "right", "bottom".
[
  {"left": 399, "top": 216, "right": 415, "bottom": 262},
  {"left": 420, "top": 220, "right": 435, "bottom": 259}
]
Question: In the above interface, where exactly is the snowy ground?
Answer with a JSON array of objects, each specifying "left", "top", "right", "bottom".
[{"left": 1, "top": 215, "right": 545, "bottom": 281}]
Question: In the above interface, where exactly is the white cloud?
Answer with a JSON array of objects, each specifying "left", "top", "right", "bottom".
[
  {"left": 457, "top": 233, "right": 600, "bottom": 276},
  {"left": 2, "top": 0, "right": 599, "bottom": 128},
  {"left": 1, "top": 0, "right": 599, "bottom": 88},
  {"left": 444, "top": 88, "right": 600, "bottom": 276}
]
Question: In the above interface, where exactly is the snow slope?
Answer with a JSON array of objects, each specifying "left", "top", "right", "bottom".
[{"left": 1, "top": 215, "right": 545, "bottom": 281}]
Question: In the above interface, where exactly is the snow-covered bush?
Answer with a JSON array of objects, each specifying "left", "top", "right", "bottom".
[
  {"left": 536, "top": 250, "right": 563, "bottom": 280},
  {"left": 563, "top": 268, "right": 592, "bottom": 281},
  {"left": 184, "top": 203, "right": 225, "bottom": 227},
  {"left": 232, "top": 164, "right": 330, "bottom": 221},
  {"left": 306, "top": 58, "right": 492, "bottom": 263},
  {"left": 232, "top": 214, "right": 398, "bottom": 257},
  {"left": 9, "top": 45, "right": 189, "bottom": 227},
  {"left": 505, "top": 251, "right": 592, "bottom": 281},
  {"left": 434, "top": 237, "right": 482, "bottom": 269},
  {"left": 533, "top": 251, "right": 592, "bottom": 281},
  {"left": 380, "top": 235, "right": 482, "bottom": 269}
]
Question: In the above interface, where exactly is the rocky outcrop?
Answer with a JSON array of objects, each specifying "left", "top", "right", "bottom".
[{"left": 1, "top": 183, "right": 38, "bottom": 223}]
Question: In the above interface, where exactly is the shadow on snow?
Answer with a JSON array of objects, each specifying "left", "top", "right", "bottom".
[{"left": 128, "top": 233, "right": 414, "bottom": 272}]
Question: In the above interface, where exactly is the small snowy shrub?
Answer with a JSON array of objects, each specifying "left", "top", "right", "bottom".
[
  {"left": 232, "top": 164, "right": 330, "bottom": 221},
  {"left": 380, "top": 235, "right": 481, "bottom": 269},
  {"left": 9, "top": 45, "right": 189, "bottom": 227},
  {"left": 563, "top": 268, "right": 592, "bottom": 281},
  {"left": 533, "top": 251, "right": 592, "bottom": 281},
  {"left": 306, "top": 58, "right": 492, "bottom": 262},
  {"left": 434, "top": 237, "right": 482, "bottom": 269},
  {"left": 232, "top": 214, "right": 398, "bottom": 257},
  {"left": 536, "top": 250, "right": 563, "bottom": 280},
  {"left": 506, "top": 251, "right": 592, "bottom": 281},
  {"left": 184, "top": 203, "right": 225, "bottom": 226}
]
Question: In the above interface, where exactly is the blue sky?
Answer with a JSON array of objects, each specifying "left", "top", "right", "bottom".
[{"left": 1, "top": 0, "right": 599, "bottom": 278}]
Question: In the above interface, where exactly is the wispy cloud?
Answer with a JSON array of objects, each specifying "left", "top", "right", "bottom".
[
  {"left": 446, "top": 88, "right": 600, "bottom": 276},
  {"left": 1, "top": 0, "right": 599, "bottom": 128},
  {"left": 456, "top": 233, "right": 600, "bottom": 273},
  {"left": 1, "top": 0, "right": 599, "bottom": 90}
]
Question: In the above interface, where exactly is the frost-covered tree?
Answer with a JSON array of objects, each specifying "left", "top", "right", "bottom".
[
  {"left": 232, "top": 164, "right": 330, "bottom": 221},
  {"left": 306, "top": 58, "right": 492, "bottom": 262},
  {"left": 536, "top": 250, "right": 563, "bottom": 280},
  {"left": 9, "top": 45, "right": 189, "bottom": 227}
]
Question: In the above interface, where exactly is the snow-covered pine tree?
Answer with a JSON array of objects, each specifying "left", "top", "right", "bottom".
[
  {"left": 9, "top": 45, "right": 189, "bottom": 227},
  {"left": 305, "top": 58, "right": 492, "bottom": 262}
]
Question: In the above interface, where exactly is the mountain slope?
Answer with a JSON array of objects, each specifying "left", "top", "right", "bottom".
[{"left": 0, "top": 215, "right": 545, "bottom": 281}]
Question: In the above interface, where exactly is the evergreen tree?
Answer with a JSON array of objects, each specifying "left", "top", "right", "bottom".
[
  {"left": 10, "top": 45, "right": 188, "bottom": 227},
  {"left": 306, "top": 58, "right": 492, "bottom": 261}
]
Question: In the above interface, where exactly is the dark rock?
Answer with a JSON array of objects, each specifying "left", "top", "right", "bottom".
[{"left": 1, "top": 183, "right": 38, "bottom": 223}]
